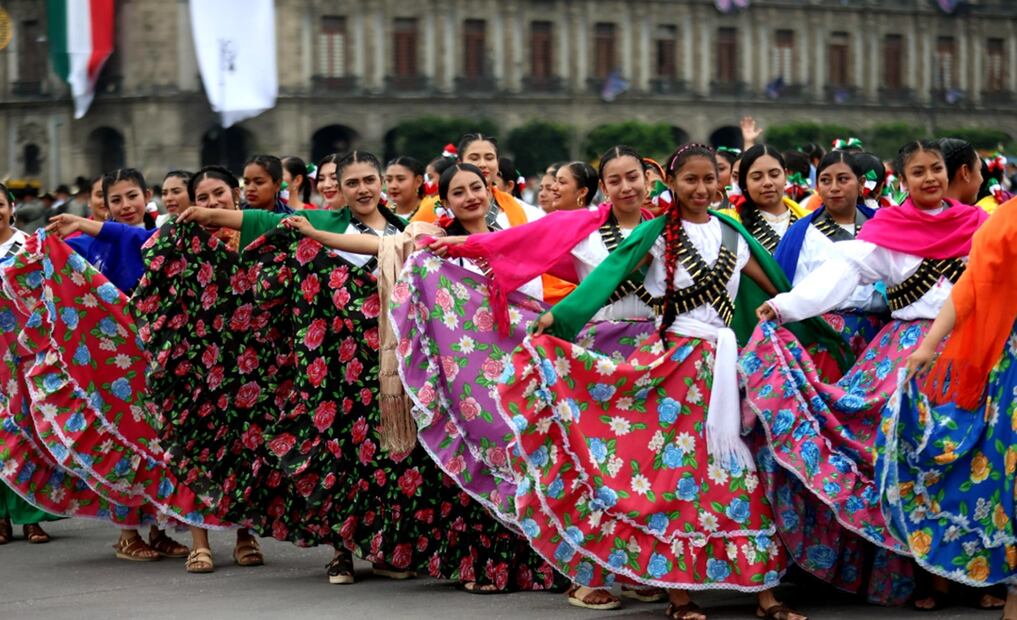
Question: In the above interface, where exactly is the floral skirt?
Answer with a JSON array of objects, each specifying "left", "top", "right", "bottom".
[
  {"left": 740, "top": 320, "right": 928, "bottom": 604},
  {"left": 391, "top": 252, "right": 646, "bottom": 590},
  {"left": 0, "top": 232, "right": 228, "bottom": 528},
  {"left": 136, "top": 222, "right": 439, "bottom": 568},
  {"left": 877, "top": 320, "right": 1017, "bottom": 589},
  {"left": 807, "top": 311, "right": 888, "bottom": 382},
  {"left": 499, "top": 332, "right": 785, "bottom": 591}
]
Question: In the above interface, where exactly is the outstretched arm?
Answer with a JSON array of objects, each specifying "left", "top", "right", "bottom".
[
  {"left": 178, "top": 207, "right": 244, "bottom": 230},
  {"left": 45, "top": 213, "right": 103, "bottom": 238},
  {"left": 282, "top": 216, "right": 380, "bottom": 255}
]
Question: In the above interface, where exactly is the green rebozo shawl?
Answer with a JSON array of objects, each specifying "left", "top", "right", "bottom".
[
  {"left": 240, "top": 208, "right": 352, "bottom": 248},
  {"left": 548, "top": 211, "right": 853, "bottom": 372}
]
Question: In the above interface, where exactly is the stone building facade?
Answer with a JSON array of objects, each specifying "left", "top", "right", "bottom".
[{"left": 2, "top": 0, "right": 1017, "bottom": 187}]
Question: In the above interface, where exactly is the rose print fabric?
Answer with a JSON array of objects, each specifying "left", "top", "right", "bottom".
[
  {"left": 499, "top": 332, "right": 785, "bottom": 591},
  {"left": 740, "top": 320, "right": 928, "bottom": 604},
  {"left": 391, "top": 251, "right": 649, "bottom": 591},
  {"left": 878, "top": 320, "right": 1017, "bottom": 589},
  {"left": 0, "top": 232, "right": 229, "bottom": 528},
  {"left": 808, "top": 311, "right": 888, "bottom": 381},
  {"left": 135, "top": 221, "right": 440, "bottom": 570}
]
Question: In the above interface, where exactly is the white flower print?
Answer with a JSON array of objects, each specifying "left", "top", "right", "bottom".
[
  {"left": 670, "top": 539, "right": 685, "bottom": 556},
  {"left": 1, "top": 461, "right": 17, "bottom": 477},
  {"left": 707, "top": 463, "right": 729, "bottom": 486},
  {"left": 626, "top": 536, "right": 642, "bottom": 554},
  {"left": 99, "top": 338, "right": 116, "bottom": 352},
  {"left": 587, "top": 511, "right": 603, "bottom": 528},
  {"left": 457, "top": 335, "right": 476, "bottom": 354},
  {"left": 113, "top": 354, "right": 133, "bottom": 370},
  {"left": 616, "top": 397, "right": 634, "bottom": 411},
  {"left": 535, "top": 417, "right": 553, "bottom": 434},
  {"left": 508, "top": 308, "right": 522, "bottom": 326},
  {"left": 698, "top": 512, "right": 719, "bottom": 532},
  {"left": 595, "top": 357, "right": 617, "bottom": 376},
  {"left": 975, "top": 497, "right": 991, "bottom": 521},
  {"left": 453, "top": 282, "right": 469, "bottom": 300},
  {"left": 635, "top": 373, "right": 653, "bottom": 388},
  {"left": 745, "top": 473, "right": 759, "bottom": 493},
  {"left": 555, "top": 400, "right": 575, "bottom": 422},
  {"left": 607, "top": 456, "right": 623, "bottom": 477},
  {"left": 423, "top": 256, "right": 442, "bottom": 273},
  {"left": 631, "top": 474, "right": 651, "bottom": 496},
  {"left": 943, "top": 525, "right": 961, "bottom": 543},
  {"left": 726, "top": 542, "right": 738, "bottom": 561},
  {"left": 553, "top": 357, "right": 571, "bottom": 377},
  {"left": 608, "top": 417, "right": 631, "bottom": 436},
  {"left": 49, "top": 486, "right": 67, "bottom": 503},
  {"left": 70, "top": 271, "right": 85, "bottom": 286},
  {"left": 648, "top": 431, "right": 666, "bottom": 452},
  {"left": 649, "top": 340, "right": 665, "bottom": 355},
  {"left": 675, "top": 432, "right": 696, "bottom": 455},
  {"left": 81, "top": 293, "right": 98, "bottom": 308},
  {"left": 686, "top": 384, "right": 703, "bottom": 405},
  {"left": 38, "top": 404, "right": 59, "bottom": 422},
  {"left": 741, "top": 543, "right": 757, "bottom": 563},
  {"left": 601, "top": 519, "right": 616, "bottom": 537}
]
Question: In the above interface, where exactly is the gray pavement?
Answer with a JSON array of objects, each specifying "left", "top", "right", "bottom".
[{"left": 0, "top": 519, "right": 999, "bottom": 620}]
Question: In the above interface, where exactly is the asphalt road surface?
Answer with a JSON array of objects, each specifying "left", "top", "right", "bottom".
[{"left": 0, "top": 519, "right": 1000, "bottom": 620}]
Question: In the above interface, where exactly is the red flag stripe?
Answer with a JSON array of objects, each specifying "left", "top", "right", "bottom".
[{"left": 86, "top": 0, "right": 115, "bottom": 83}]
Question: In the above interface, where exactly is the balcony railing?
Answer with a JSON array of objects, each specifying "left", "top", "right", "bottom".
[
  {"left": 930, "top": 88, "right": 967, "bottom": 106},
  {"left": 878, "top": 86, "right": 916, "bottom": 104},
  {"left": 10, "top": 81, "right": 43, "bottom": 97},
  {"left": 825, "top": 84, "right": 862, "bottom": 104},
  {"left": 311, "top": 75, "right": 360, "bottom": 94},
  {"left": 709, "top": 80, "right": 749, "bottom": 97},
  {"left": 649, "top": 78, "right": 689, "bottom": 96},
  {"left": 385, "top": 75, "right": 431, "bottom": 94},
  {"left": 981, "top": 89, "right": 1015, "bottom": 106},
  {"left": 521, "top": 75, "right": 565, "bottom": 94},
  {"left": 454, "top": 75, "right": 498, "bottom": 94}
]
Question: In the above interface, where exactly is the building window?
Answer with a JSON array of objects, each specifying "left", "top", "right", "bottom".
[
  {"left": 772, "top": 29, "right": 794, "bottom": 80},
  {"left": 593, "top": 23, "right": 616, "bottom": 79},
  {"left": 716, "top": 27, "right": 738, "bottom": 84},
  {"left": 318, "top": 16, "right": 347, "bottom": 78},
  {"left": 883, "top": 34, "right": 904, "bottom": 90},
  {"left": 17, "top": 20, "right": 46, "bottom": 86},
  {"left": 530, "top": 21, "right": 553, "bottom": 79},
  {"left": 934, "top": 36, "right": 957, "bottom": 90},
  {"left": 828, "top": 32, "right": 850, "bottom": 87},
  {"left": 986, "top": 38, "right": 1006, "bottom": 93},
  {"left": 654, "top": 25, "right": 677, "bottom": 79},
  {"left": 23, "top": 143, "right": 41, "bottom": 177},
  {"left": 393, "top": 18, "right": 419, "bottom": 78},
  {"left": 464, "top": 19, "right": 486, "bottom": 79}
]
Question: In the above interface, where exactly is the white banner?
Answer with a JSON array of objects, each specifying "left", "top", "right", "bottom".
[{"left": 189, "top": 0, "right": 277, "bottom": 127}]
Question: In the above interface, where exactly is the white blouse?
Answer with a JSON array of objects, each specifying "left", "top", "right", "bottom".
[
  {"left": 334, "top": 225, "right": 391, "bottom": 272},
  {"left": 772, "top": 239, "right": 961, "bottom": 323},
  {"left": 793, "top": 226, "right": 887, "bottom": 314},
  {"left": 571, "top": 226, "right": 655, "bottom": 322},
  {"left": 0, "top": 229, "right": 27, "bottom": 262},
  {"left": 760, "top": 209, "right": 793, "bottom": 239},
  {"left": 643, "top": 217, "right": 750, "bottom": 335}
]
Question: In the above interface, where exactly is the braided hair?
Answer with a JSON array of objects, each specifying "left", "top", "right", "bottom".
[{"left": 659, "top": 143, "right": 717, "bottom": 339}]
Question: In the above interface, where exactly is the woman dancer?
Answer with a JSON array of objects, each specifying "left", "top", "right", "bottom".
[
  {"left": 242, "top": 155, "right": 293, "bottom": 214},
  {"left": 749, "top": 140, "right": 990, "bottom": 605},
  {"left": 385, "top": 156, "right": 426, "bottom": 218},
  {"left": 282, "top": 156, "right": 313, "bottom": 211},
  {"left": 733, "top": 146, "right": 811, "bottom": 254}
]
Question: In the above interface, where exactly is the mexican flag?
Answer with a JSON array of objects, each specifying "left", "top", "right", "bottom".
[{"left": 47, "top": 0, "right": 115, "bottom": 119}]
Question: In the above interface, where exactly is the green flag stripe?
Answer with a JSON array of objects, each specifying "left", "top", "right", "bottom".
[{"left": 46, "top": 0, "right": 70, "bottom": 81}]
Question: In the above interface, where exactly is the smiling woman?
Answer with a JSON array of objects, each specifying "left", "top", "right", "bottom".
[{"left": 242, "top": 154, "right": 293, "bottom": 214}]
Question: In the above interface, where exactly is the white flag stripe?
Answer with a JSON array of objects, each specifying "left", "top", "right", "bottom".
[
  {"left": 189, "top": 0, "right": 278, "bottom": 127},
  {"left": 67, "top": 0, "right": 94, "bottom": 119}
]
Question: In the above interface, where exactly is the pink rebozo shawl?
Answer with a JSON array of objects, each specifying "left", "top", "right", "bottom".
[
  {"left": 446, "top": 204, "right": 615, "bottom": 334},
  {"left": 856, "top": 197, "right": 989, "bottom": 258}
]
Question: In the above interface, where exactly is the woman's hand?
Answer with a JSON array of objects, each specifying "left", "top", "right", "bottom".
[
  {"left": 282, "top": 216, "right": 315, "bottom": 236},
  {"left": 905, "top": 344, "right": 938, "bottom": 381},
  {"left": 531, "top": 312, "right": 555, "bottom": 336},
  {"left": 755, "top": 302, "right": 778, "bottom": 322},
  {"left": 177, "top": 207, "right": 214, "bottom": 226},
  {"left": 44, "top": 213, "right": 86, "bottom": 238},
  {"left": 740, "top": 116, "right": 763, "bottom": 146}
]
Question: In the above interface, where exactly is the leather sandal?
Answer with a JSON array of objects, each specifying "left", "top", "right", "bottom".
[
  {"left": 23, "top": 523, "right": 50, "bottom": 544},
  {"left": 233, "top": 537, "right": 264, "bottom": 567},
  {"left": 185, "top": 548, "right": 215, "bottom": 574},
  {"left": 566, "top": 585, "right": 622, "bottom": 610},
  {"left": 0, "top": 518, "right": 12, "bottom": 545},
  {"left": 458, "top": 581, "right": 505, "bottom": 594},
  {"left": 148, "top": 529, "right": 188, "bottom": 558},
  {"left": 113, "top": 535, "right": 160, "bottom": 561},
  {"left": 621, "top": 585, "right": 667, "bottom": 602},
  {"left": 327, "top": 550, "right": 354, "bottom": 584},
  {"left": 667, "top": 601, "right": 706, "bottom": 620},
  {"left": 756, "top": 603, "right": 807, "bottom": 620}
]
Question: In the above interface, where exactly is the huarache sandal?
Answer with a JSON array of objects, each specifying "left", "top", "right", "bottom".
[
  {"left": 0, "top": 518, "right": 12, "bottom": 545},
  {"left": 667, "top": 601, "right": 707, "bottom": 620},
  {"left": 621, "top": 585, "right": 667, "bottom": 602},
  {"left": 327, "top": 550, "right": 355, "bottom": 584},
  {"left": 371, "top": 561, "right": 414, "bottom": 580},
  {"left": 756, "top": 603, "right": 807, "bottom": 620},
  {"left": 566, "top": 585, "right": 622, "bottom": 610},
  {"left": 23, "top": 523, "right": 50, "bottom": 544},
  {"left": 148, "top": 529, "right": 188, "bottom": 558},
  {"left": 185, "top": 547, "right": 214, "bottom": 574},
  {"left": 913, "top": 591, "right": 948, "bottom": 612},
  {"left": 113, "top": 535, "right": 160, "bottom": 561},
  {"left": 233, "top": 537, "right": 264, "bottom": 567},
  {"left": 458, "top": 581, "right": 506, "bottom": 595}
]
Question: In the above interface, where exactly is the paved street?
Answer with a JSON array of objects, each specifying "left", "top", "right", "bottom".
[{"left": 0, "top": 519, "right": 1000, "bottom": 620}]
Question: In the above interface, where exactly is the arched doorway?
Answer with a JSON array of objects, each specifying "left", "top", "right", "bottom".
[
  {"left": 86, "top": 127, "right": 126, "bottom": 173},
  {"left": 709, "top": 126, "right": 743, "bottom": 151},
  {"left": 311, "top": 125, "right": 358, "bottom": 164},
  {"left": 22, "top": 143, "right": 41, "bottom": 177},
  {"left": 201, "top": 126, "right": 254, "bottom": 175},
  {"left": 669, "top": 126, "right": 691, "bottom": 148}
]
